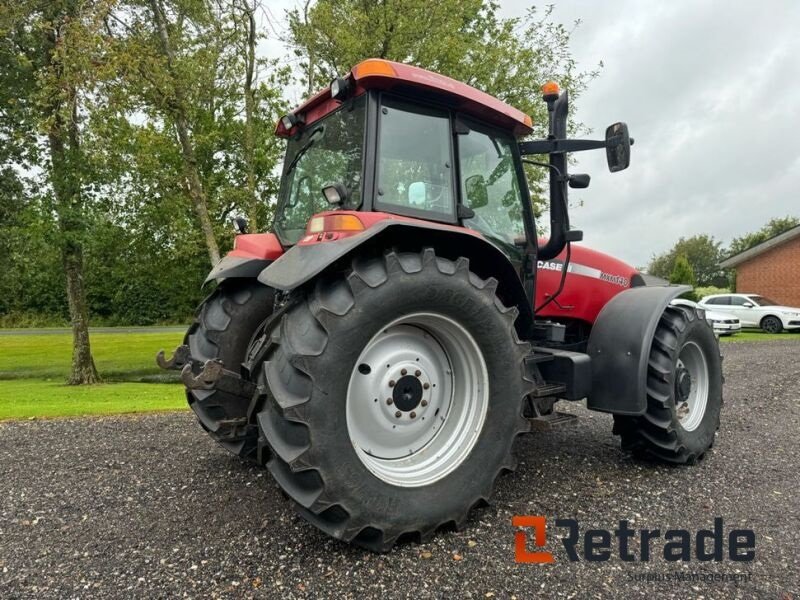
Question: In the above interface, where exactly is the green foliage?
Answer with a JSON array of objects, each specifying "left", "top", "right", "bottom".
[
  {"left": 1, "top": 1, "right": 594, "bottom": 326},
  {"left": 0, "top": 0, "right": 291, "bottom": 326},
  {"left": 648, "top": 235, "right": 728, "bottom": 288},
  {"left": 728, "top": 216, "right": 799, "bottom": 257},
  {"left": 694, "top": 286, "right": 730, "bottom": 301},
  {"left": 669, "top": 254, "right": 697, "bottom": 301}
]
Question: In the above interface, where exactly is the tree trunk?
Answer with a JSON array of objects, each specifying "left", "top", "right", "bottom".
[
  {"left": 242, "top": 0, "right": 258, "bottom": 230},
  {"left": 150, "top": 0, "right": 220, "bottom": 265},
  {"left": 63, "top": 242, "right": 99, "bottom": 384},
  {"left": 174, "top": 115, "right": 221, "bottom": 264},
  {"left": 44, "top": 25, "right": 100, "bottom": 385}
]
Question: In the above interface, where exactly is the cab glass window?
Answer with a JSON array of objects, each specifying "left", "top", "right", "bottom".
[
  {"left": 458, "top": 121, "right": 525, "bottom": 250},
  {"left": 376, "top": 98, "right": 455, "bottom": 221},
  {"left": 275, "top": 96, "right": 366, "bottom": 245}
]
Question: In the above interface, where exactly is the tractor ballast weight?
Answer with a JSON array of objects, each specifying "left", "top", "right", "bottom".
[{"left": 163, "top": 59, "right": 723, "bottom": 551}]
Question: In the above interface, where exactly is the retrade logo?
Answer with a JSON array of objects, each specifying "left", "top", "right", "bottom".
[
  {"left": 512, "top": 516, "right": 554, "bottom": 563},
  {"left": 514, "top": 517, "right": 755, "bottom": 563}
]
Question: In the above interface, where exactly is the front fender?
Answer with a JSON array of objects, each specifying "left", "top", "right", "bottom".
[{"left": 586, "top": 284, "right": 691, "bottom": 415}]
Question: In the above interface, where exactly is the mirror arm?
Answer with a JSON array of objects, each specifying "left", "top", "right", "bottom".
[{"left": 518, "top": 138, "right": 607, "bottom": 155}]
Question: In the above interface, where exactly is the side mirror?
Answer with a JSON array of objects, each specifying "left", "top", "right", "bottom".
[
  {"left": 742, "top": 302, "right": 754, "bottom": 308},
  {"left": 605, "top": 122, "right": 631, "bottom": 172},
  {"left": 464, "top": 174, "right": 489, "bottom": 209},
  {"left": 232, "top": 216, "right": 248, "bottom": 235}
]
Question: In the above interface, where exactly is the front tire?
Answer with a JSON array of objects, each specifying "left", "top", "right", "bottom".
[
  {"left": 613, "top": 304, "right": 723, "bottom": 464},
  {"left": 255, "top": 249, "right": 533, "bottom": 551},
  {"left": 761, "top": 315, "right": 783, "bottom": 334}
]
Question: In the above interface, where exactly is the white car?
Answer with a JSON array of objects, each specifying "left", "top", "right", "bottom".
[
  {"left": 671, "top": 298, "right": 741, "bottom": 336},
  {"left": 698, "top": 293, "right": 800, "bottom": 334}
]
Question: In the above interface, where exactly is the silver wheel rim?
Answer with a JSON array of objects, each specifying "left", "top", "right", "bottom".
[
  {"left": 346, "top": 312, "right": 489, "bottom": 488},
  {"left": 674, "top": 341, "right": 709, "bottom": 432}
]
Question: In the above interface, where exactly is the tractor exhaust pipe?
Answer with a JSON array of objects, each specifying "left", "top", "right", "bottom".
[{"left": 537, "top": 88, "right": 570, "bottom": 262}]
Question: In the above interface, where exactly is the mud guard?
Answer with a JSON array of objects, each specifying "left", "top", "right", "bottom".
[
  {"left": 258, "top": 220, "right": 534, "bottom": 335},
  {"left": 204, "top": 255, "right": 272, "bottom": 285},
  {"left": 586, "top": 284, "right": 691, "bottom": 415}
]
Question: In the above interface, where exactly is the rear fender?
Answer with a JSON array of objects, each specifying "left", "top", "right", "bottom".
[
  {"left": 204, "top": 233, "right": 284, "bottom": 285},
  {"left": 586, "top": 285, "right": 691, "bottom": 415},
  {"left": 258, "top": 220, "right": 534, "bottom": 335}
]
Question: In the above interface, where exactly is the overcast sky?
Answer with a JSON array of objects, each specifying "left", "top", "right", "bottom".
[{"left": 261, "top": 1, "right": 800, "bottom": 267}]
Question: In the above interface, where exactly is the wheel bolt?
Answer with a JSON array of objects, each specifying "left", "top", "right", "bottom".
[
  {"left": 395, "top": 411, "right": 402, "bottom": 418},
  {"left": 401, "top": 368, "right": 407, "bottom": 376},
  {"left": 410, "top": 411, "right": 416, "bottom": 418},
  {"left": 414, "top": 369, "right": 421, "bottom": 377},
  {"left": 386, "top": 398, "right": 393, "bottom": 405},
  {"left": 423, "top": 383, "right": 430, "bottom": 390},
  {"left": 421, "top": 400, "right": 428, "bottom": 407},
  {"left": 389, "top": 380, "right": 396, "bottom": 387}
]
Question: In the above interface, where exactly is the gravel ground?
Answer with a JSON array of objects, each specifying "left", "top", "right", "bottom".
[{"left": 1, "top": 340, "right": 798, "bottom": 599}]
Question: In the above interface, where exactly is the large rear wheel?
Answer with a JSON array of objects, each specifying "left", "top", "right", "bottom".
[
  {"left": 255, "top": 249, "right": 533, "bottom": 551},
  {"left": 185, "top": 281, "right": 274, "bottom": 461}
]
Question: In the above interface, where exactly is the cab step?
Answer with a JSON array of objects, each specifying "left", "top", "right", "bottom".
[{"left": 528, "top": 410, "right": 579, "bottom": 431}]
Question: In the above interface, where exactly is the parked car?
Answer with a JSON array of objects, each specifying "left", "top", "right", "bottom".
[
  {"left": 671, "top": 298, "right": 741, "bottom": 336},
  {"left": 698, "top": 293, "right": 800, "bottom": 333}
]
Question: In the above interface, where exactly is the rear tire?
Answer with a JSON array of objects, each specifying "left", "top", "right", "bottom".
[
  {"left": 760, "top": 315, "right": 783, "bottom": 334},
  {"left": 185, "top": 281, "right": 274, "bottom": 462},
  {"left": 613, "top": 305, "right": 722, "bottom": 464},
  {"left": 255, "top": 249, "right": 533, "bottom": 551}
]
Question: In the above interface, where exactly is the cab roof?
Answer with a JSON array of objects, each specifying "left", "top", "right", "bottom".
[{"left": 276, "top": 58, "right": 534, "bottom": 138}]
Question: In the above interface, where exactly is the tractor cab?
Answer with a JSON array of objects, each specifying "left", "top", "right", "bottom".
[
  {"left": 272, "top": 59, "right": 535, "bottom": 261},
  {"left": 270, "top": 58, "right": 634, "bottom": 322}
]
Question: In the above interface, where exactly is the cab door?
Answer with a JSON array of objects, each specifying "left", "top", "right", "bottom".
[{"left": 455, "top": 117, "right": 530, "bottom": 275}]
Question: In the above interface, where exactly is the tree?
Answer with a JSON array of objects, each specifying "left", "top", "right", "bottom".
[
  {"left": 286, "top": 0, "right": 600, "bottom": 215},
  {"left": 0, "top": 0, "right": 104, "bottom": 383},
  {"left": 669, "top": 255, "right": 697, "bottom": 301},
  {"left": 648, "top": 235, "right": 727, "bottom": 288},
  {"left": 728, "top": 216, "right": 799, "bottom": 257},
  {"left": 102, "top": 0, "right": 289, "bottom": 263}
]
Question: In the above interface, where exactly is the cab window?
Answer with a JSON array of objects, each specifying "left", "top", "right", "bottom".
[
  {"left": 457, "top": 121, "right": 525, "bottom": 250},
  {"left": 275, "top": 96, "right": 366, "bottom": 245},
  {"left": 376, "top": 97, "right": 455, "bottom": 221}
]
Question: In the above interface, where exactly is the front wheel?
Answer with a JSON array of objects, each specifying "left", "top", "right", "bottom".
[
  {"left": 255, "top": 249, "right": 533, "bottom": 551},
  {"left": 613, "top": 304, "right": 723, "bottom": 464},
  {"left": 761, "top": 315, "right": 783, "bottom": 334}
]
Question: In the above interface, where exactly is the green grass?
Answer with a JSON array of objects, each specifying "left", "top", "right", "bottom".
[
  {"left": 719, "top": 331, "right": 800, "bottom": 342},
  {"left": 0, "top": 380, "right": 186, "bottom": 420},
  {"left": 0, "top": 329, "right": 189, "bottom": 420},
  {"left": 0, "top": 331, "right": 185, "bottom": 381}
]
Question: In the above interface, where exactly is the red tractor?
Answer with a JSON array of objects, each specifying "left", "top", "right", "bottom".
[{"left": 159, "top": 59, "right": 722, "bottom": 551}]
